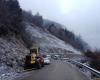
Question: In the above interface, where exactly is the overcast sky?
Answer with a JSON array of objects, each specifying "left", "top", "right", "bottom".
[{"left": 18, "top": 0, "right": 100, "bottom": 49}]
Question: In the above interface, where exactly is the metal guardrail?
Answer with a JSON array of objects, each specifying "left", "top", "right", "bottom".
[{"left": 69, "top": 60, "right": 100, "bottom": 78}]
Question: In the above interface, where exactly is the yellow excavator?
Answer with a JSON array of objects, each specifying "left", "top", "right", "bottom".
[{"left": 24, "top": 47, "right": 44, "bottom": 69}]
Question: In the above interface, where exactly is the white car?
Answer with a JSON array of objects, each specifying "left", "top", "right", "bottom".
[
  {"left": 46, "top": 55, "right": 51, "bottom": 59},
  {"left": 44, "top": 58, "right": 50, "bottom": 64}
]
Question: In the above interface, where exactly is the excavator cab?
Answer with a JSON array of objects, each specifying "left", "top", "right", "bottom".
[{"left": 30, "top": 48, "right": 39, "bottom": 55}]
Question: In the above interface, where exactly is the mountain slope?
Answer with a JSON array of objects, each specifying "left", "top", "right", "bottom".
[
  {"left": 43, "top": 19, "right": 88, "bottom": 52},
  {"left": 21, "top": 22, "right": 81, "bottom": 54}
]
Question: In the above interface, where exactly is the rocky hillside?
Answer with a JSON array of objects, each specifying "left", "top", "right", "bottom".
[
  {"left": 21, "top": 22, "right": 81, "bottom": 54},
  {"left": 0, "top": 34, "right": 29, "bottom": 80}
]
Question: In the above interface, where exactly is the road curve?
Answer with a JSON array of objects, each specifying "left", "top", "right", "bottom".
[{"left": 15, "top": 61, "right": 89, "bottom": 80}]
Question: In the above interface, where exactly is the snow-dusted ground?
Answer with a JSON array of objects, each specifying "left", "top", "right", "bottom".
[
  {"left": 0, "top": 72, "right": 17, "bottom": 80},
  {"left": 0, "top": 36, "right": 29, "bottom": 80},
  {"left": 0, "top": 65, "right": 18, "bottom": 80},
  {"left": 67, "top": 58, "right": 92, "bottom": 80},
  {"left": 65, "top": 60, "right": 92, "bottom": 80}
]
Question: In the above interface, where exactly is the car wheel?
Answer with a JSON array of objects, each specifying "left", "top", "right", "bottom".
[
  {"left": 36, "top": 61, "right": 41, "bottom": 69},
  {"left": 41, "top": 64, "right": 44, "bottom": 67}
]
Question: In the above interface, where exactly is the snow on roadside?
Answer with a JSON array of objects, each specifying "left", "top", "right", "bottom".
[{"left": 0, "top": 65, "right": 18, "bottom": 80}]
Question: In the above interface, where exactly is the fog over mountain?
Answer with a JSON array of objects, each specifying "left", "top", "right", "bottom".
[{"left": 19, "top": 0, "right": 100, "bottom": 49}]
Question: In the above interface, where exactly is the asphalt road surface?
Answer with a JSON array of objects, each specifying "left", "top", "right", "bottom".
[{"left": 16, "top": 61, "right": 89, "bottom": 80}]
